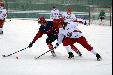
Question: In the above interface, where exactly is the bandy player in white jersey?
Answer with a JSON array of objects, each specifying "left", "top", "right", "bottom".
[
  {"left": 62, "top": 8, "right": 77, "bottom": 22},
  {"left": 54, "top": 21, "right": 102, "bottom": 60},
  {"left": 0, "top": 2, "right": 7, "bottom": 34},
  {"left": 50, "top": 6, "right": 62, "bottom": 32},
  {"left": 62, "top": 8, "right": 87, "bottom": 25},
  {"left": 50, "top": 6, "right": 61, "bottom": 20}
]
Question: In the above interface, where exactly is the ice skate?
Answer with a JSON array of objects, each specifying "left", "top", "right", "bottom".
[
  {"left": 76, "top": 50, "right": 82, "bottom": 56},
  {"left": 68, "top": 52, "right": 74, "bottom": 59},
  {"left": 51, "top": 50, "right": 56, "bottom": 57},
  {"left": 96, "top": 53, "right": 102, "bottom": 61},
  {"left": 0, "top": 31, "right": 3, "bottom": 34}
]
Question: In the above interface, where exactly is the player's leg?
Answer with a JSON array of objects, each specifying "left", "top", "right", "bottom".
[
  {"left": 75, "top": 36, "right": 102, "bottom": 61},
  {"left": 62, "top": 38, "right": 74, "bottom": 58},
  {"left": 98, "top": 17, "right": 101, "bottom": 25},
  {"left": 63, "top": 37, "right": 82, "bottom": 57},
  {"left": 70, "top": 45, "right": 82, "bottom": 56},
  {"left": 99, "top": 16, "right": 104, "bottom": 25},
  {"left": 101, "top": 17, "right": 105, "bottom": 25},
  {"left": 0, "top": 28, "right": 3, "bottom": 34},
  {"left": 46, "top": 35, "right": 57, "bottom": 57},
  {"left": 75, "top": 36, "right": 93, "bottom": 51},
  {"left": 65, "top": 45, "right": 74, "bottom": 59},
  {"left": 0, "top": 20, "right": 4, "bottom": 34}
]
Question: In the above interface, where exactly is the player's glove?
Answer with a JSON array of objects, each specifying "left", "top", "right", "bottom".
[
  {"left": 67, "top": 32, "right": 72, "bottom": 37},
  {"left": 28, "top": 42, "right": 34, "bottom": 48},
  {"left": 54, "top": 43, "right": 59, "bottom": 49},
  {"left": 83, "top": 21, "right": 87, "bottom": 25}
]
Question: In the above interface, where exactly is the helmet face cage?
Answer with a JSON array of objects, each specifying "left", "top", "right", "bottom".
[
  {"left": 38, "top": 16, "right": 47, "bottom": 24},
  {"left": 0, "top": 2, "right": 4, "bottom": 7},
  {"left": 67, "top": 8, "right": 72, "bottom": 14}
]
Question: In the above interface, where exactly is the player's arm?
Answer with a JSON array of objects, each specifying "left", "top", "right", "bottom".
[
  {"left": 73, "top": 16, "right": 83, "bottom": 24},
  {"left": 3, "top": 9, "right": 7, "bottom": 19},
  {"left": 98, "top": 12, "right": 102, "bottom": 19},
  {"left": 74, "top": 18, "right": 87, "bottom": 25},
  {"left": 54, "top": 29, "right": 65, "bottom": 49},
  {"left": 28, "top": 31, "right": 43, "bottom": 48},
  {"left": 50, "top": 10, "right": 54, "bottom": 19},
  {"left": 72, "top": 14, "right": 83, "bottom": 24},
  {"left": 32, "top": 31, "right": 43, "bottom": 43},
  {"left": 50, "top": 14, "right": 53, "bottom": 19},
  {"left": 103, "top": 12, "right": 106, "bottom": 17},
  {"left": 74, "top": 20, "right": 83, "bottom": 23}
]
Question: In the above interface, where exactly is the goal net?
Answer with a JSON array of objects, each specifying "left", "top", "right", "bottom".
[{"left": 89, "top": 6, "right": 112, "bottom": 26}]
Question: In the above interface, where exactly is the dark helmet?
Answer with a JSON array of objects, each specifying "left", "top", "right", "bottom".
[{"left": 52, "top": 6, "right": 56, "bottom": 9}]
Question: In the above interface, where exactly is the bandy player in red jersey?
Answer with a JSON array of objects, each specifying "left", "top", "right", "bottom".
[
  {"left": 28, "top": 16, "right": 82, "bottom": 57},
  {"left": 0, "top": 2, "right": 7, "bottom": 34},
  {"left": 28, "top": 16, "right": 57, "bottom": 57},
  {"left": 54, "top": 21, "right": 102, "bottom": 61}
]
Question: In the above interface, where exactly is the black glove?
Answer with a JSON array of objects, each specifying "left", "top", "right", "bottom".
[
  {"left": 67, "top": 32, "right": 72, "bottom": 37},
  {"left": 28, "top": 42, "right": 34, "bottom": 48},
  {"left": 84, "top": 21, "right": 87, "bottom": 25},
  {"left": 54, "top": 43, "right": 59, "bottom": 49}
]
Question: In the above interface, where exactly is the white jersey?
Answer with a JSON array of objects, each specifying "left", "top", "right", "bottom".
[
  {"left": 0, "top": 8, "right": 7, "bottom": 20},
  {"left": 62, "top": 12, "right": 77, "bottom": 22},
  {"left": 50, "top": 9, "right": 60, "bottom": 20},
  {"left": 57, "top": 21, "right": 82, "bottom": 44}
]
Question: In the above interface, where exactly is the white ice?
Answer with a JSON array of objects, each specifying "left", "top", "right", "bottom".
[{"left": 0, "top": 19, "right": 112, "bottom": 75}]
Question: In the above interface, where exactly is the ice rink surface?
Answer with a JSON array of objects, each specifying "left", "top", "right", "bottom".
[{"left": 0, "top": 19, "right": 112, "bottom": 75}]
